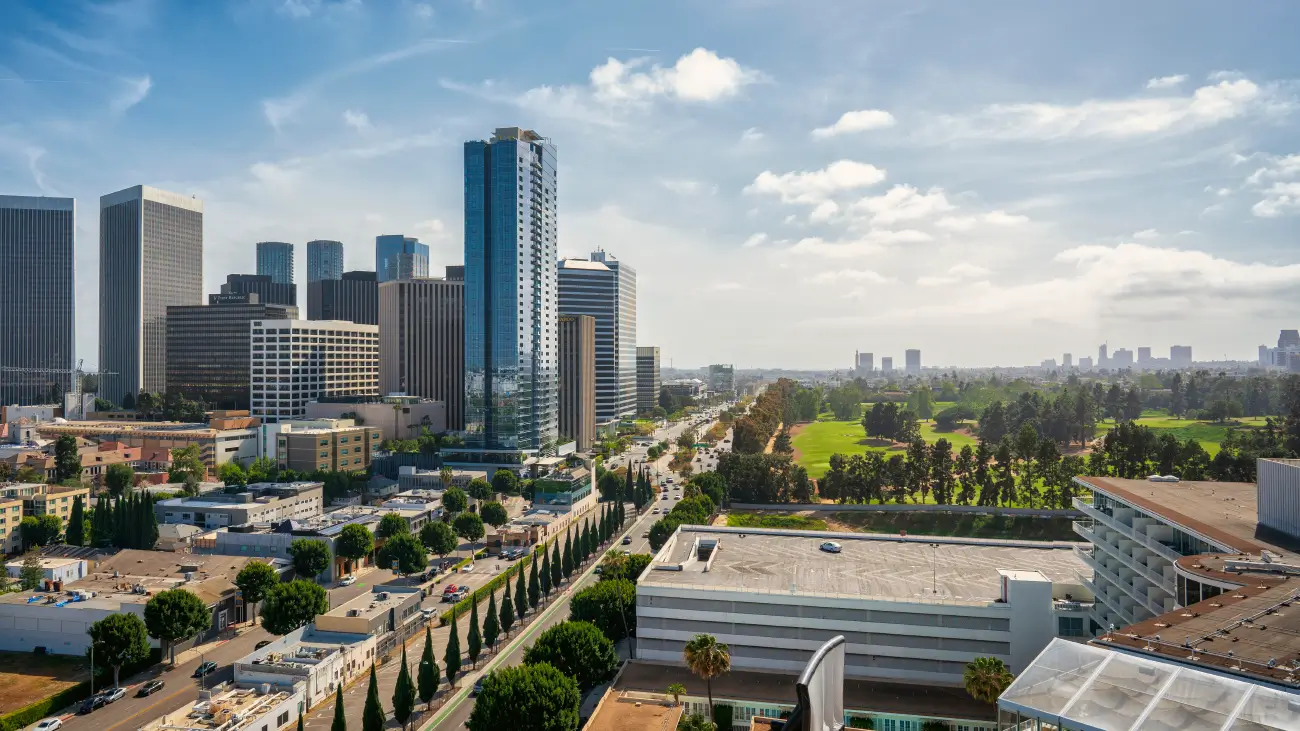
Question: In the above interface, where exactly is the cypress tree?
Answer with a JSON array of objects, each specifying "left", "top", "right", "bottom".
[
  {"left": 331, "top": 684, "right": 346, "bottom": 731},
  {"left": 483, "top": 590, "right": 500, "bottom": 650},
  {"left": 391, "top": 645, "right": 415, "bottom": 731},
  {"left": 362, "top": 664, "right": 384, "bottom": 731},
  {"left": 417, "top": 625, "right": 437, "bottom": 710},
  {"left": 113, "top": 497, "right": 128, "bottom": 548},
  {"left": 514, "top": 560, "right": 527, "bottom": 622},
  {"left": 624, "top": 466, "right": 633, "bottom": 506},
  {"left": 144, "top": 493, "right": 158, "bottom": 548},
  {"left": 539, "top": 549, "right": 552, "bottom": 598},
  {"left": 444, "top": 609, "right": 461, "bottom": 686},
  {"left": 549, "top": 539, "right": 562, "bottom": 589},
  {"left": 526, "top": 553, "right": 540, "bottom": 610},
  {"left": 499, "top": 579, "right": 515, "bottom": 636},
  {"left": 66, "top": 496, "right": 85, "bottom": 547},
  {"left": 466, "top": 598, "right": 482, "bottom": 668},
  {"left": 561, "top": 528, "right": 574, "bottom": 578},
  {"left": 298, "top": 713, "right": 304, "bottom": 731},
  {"left": 579, "top": 520, "right": 590, "bottom": 561}
]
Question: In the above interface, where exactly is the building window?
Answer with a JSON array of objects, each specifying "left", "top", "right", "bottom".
[{"left": 1058, "top": 616, "right": 1085, "bottom": 637}]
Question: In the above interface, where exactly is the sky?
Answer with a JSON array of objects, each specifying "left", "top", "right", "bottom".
[{"left": 2, "top": 0, "right": 1299, "bottom": 371}]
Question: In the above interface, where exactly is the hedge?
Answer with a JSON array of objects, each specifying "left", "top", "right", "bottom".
[{"left": 713, "top": 703, "right": 734, "bottom": 731}]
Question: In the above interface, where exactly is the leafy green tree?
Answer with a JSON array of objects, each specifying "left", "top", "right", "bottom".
[
  {"left": 467, "top": 663, "right": 580, "bottom": 731},
  {"left": 379, "top": 533, "right": 428, "bottom": 576},
  {"left": 963, "top": 656, "right": 1014, "bottom": 704},
  {"left": 466, "top": 478, "right": 494, "bottom": 503},
  {"left": 683, "top": 634, "right": 731, "bottom": 721},
  {"left": 235, "top": 561, "right": 280, "bottom": 624},
  {"left": 418, "top": 626, "right": 438, "bottom": 710},
  {"left": 499, "top": 579, "right": 516, "bottom": 636},
  {"left": 444, "top": 609, "right": 462, "bottom": 686},
  {"left": 522, "top": 621, "right": 618, "bottom": 691},
  {"left": 599, "top": 553, "right": 652, "bottom": 584},
  {"left": 289, "top": 538, "right": 332, "bottom": 579},
  {"left": 442, "top": 486, "right": 468, "bottom": 514},
  {"left": 483, "top": 590, "right": 500, "bottom": 649},
  {"left": 261, "top": 579, "right": 329, "bottom": 635},
  {"left": 392, "top": 645, "right": 416, "bottom": 731},
  {"left": 106, "top": 462, "right": 134, "bottom": 496},
  {"left": 18, "top": 550, "right": 44, "bottom": 590},
  {"left": 66, "top": 495, "right": 86, "bottom": 547},
  {"left": 421, "top": 520, "right": 459, "bottom": 559},
  {"left": 362, "top": 664, "right": 385, "bottom": 731},
  {"left": 217, "top": 461, "right": 247, "bottom": 488},
  {"left": 168, "top": 444, "right": 206, "bottom": 484},
  {"left": 376, "top": 512, "right": 410, "bottom": 539},
  {"left": 454, "top": 511, "right": 485, "bottom": 550},
  {"left": 21, "top": 514, "right": 62, "bottom": 549},
  {"left": 479, "top": 501, "right": 509, "bottom": 529},
  {"left": 54, "top": 434, "right": 81, "bottom": 483},
  {"left": 144, "top": 587, "right": 212, "bottom": 663},
  {"left": 88, "top": 613, "right": 151, "bottom": 687},
  {"left": 677, "top": 714, "right": 716, "bottom": 731},
  {"left": 335, "top": 523, "right": 375, "bottom": 570},
  {"left": 569, "top": 579, "right": 636, "bottom": 642},
  {"left": 491, "top": 469, "right": 520, "bottom": 496},
  {"left": 331, "top": 685, "right": 346, "bottom": 731}
]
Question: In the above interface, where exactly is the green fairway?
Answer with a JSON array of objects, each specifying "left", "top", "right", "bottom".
[
  {"left": 726, "top": 512, "right": 829, "bottom": 531},
  {"left": 1093, "top": 415, "right": 1273, "bottom": 456},
  {"left": 919, "top": 420, "right": 978, "bottom": 450},
  {"left": 792, "top": 418, "right": 976, "bottom": 478}
]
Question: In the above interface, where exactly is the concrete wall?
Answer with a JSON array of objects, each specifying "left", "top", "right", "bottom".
[
  {"left": 0, "top": 601, "right": 146, "bottom": 655},
  {"left": 1257, "top": 459, "right": 1300, "bottom": 542}
]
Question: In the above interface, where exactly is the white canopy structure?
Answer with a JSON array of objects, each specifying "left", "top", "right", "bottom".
[{"left": 998, "top": 639, "right": 1300, "bottom": 731}]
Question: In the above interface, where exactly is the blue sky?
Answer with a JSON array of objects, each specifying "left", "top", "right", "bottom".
[{"left": 3, "top": 0, "right": 1299, "bottom": 369}]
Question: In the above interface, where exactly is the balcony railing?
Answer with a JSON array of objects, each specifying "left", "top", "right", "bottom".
[
  {"left": 1074, "top": 521, "right": 1175, "bottom": 596},
  {"left": 1073, "top": 497, "right": 1182, "bottom": 564},
  {"left": 1076, "top": 571, "right": 1136, "bottom": 628},
  {"left": 1073, "top": 548, "right": 1164, "bottom": 619}
]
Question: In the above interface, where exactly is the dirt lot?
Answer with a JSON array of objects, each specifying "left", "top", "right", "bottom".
[{"left": 0, "top": 652, "right": 89, "bottom": 714}]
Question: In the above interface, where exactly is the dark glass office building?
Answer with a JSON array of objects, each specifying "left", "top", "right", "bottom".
[
  {"left": 307, "top": 270, "right": 378, "bottom": 324},
  {"left": 256, "top": 241, "right": 294, "bottom": 285},
  {"left": 166, "top": 293, "right": 297, "bottom": 409},
  {"left": 307, "top": 239, "right": 344, "bottom": 283},
  {"left": 375, "top": 234, "right": 429, "bottom": 282},
  {"left": 221, "top": 274, "right": 296, "bottom": 308},
  {"left": 99, "top": 186, "right": 203, "bottom": 406},
  {"left": 378, "top": 275, "right": 465, "bottom": 429},
  {"left": 0, "top": 195, "right": 75, "bottom": 406},
  {"left": 460, "top": 127, "right": 559, "bottom": 462}
]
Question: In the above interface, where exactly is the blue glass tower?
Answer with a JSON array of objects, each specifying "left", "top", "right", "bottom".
[
  {"left": 460, "top": 127, "right": 559, "bottom": 463},
  {"left": 256, "top": 241, "right": 294, "bottom": 284},
  {"left": 375, "top": 234, "right": 429, "bottom": 282}
]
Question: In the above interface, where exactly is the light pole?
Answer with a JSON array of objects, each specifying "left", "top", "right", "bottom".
[
  {"left": 929, "top": 543, "right": 939, "bottom": 594},
  {"left": 199, "top": 651, "right": 206, "bottom": 691}
]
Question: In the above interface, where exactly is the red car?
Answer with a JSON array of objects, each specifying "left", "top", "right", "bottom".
[{"left": 442, "top": 584, "right": 460, "bottom": 595}]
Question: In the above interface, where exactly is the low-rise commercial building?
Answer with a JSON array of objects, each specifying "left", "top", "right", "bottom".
[
  {"left": 156, "top": 482, "right": 323, "bottom": 530},
  {"left": 314, "top": 585, "right": 422, "bottom": 638},
  {"left": 637, "top": 526, "right": 1092, "bottom": 687},
  {"left": 303, "top": 396, "right": 447, "bottom": 441},
  {"left": 394, "top": 467, "right": 486, "bottom": 492},
  {"left": 274, "top": 420, "right": 381, "bottom": 473},
  {"left": 4, "top": 557, "right": 86, "bottom": 584},
  {"left": 235, "top": 625, "right": 378, "bottom": 708},
  {"left": 35, "top": 415, "right": 260, "bottom": 471},
  {"left": 139, "top": 684, "right": 305, "bottom": 731}
]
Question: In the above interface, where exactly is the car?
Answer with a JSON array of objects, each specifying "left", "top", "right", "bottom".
[
  {"left": 819, "top": 541, "right": 843, "bottom": 554},
  {"left": 339, "top": 575, "right": 357, "bottom": 586},
  {"left": 642, "top": 531, "right": 650, "bottom": 538},
  {"left": 675, "top": 495, "right": 681, "bottom": 500},
  {"left": 255, "top": 640, "right": 273, "bottom": 650},
  {"left": 35, "top": 719, "right": 62, "bottom": 731},
  {"left": 421, "top": 608, "right": 438, "bottom": 620},
  {"left": 460, "top": 563, "right": 474, "bottom": 573},
  {"left": 666, "top": 478, "right": 674, "bottom": 484},
  {"left": 621, "top": 536, "right": 632, "bottom": 545},
  {"left": 101, "top": 687, "right": 126, "bottom": 703},
  {"left": 622, "top": 550, "right": 632, "bottom": 556},
  {"left": 594, "top": 566, "right": 603, "bottom": 575},
  {"left": 471, "top": 678, "right": 484, "bottom": 696},
  {"left": 193, "top": 660, "right": 218, "bottom": 677},
  {"left": 443, "top": 583, "right": 461, "bottom": 594},
  {"left": 79, "top": 695, "right": 106, "bottom": 714},
  {"left": 137, "top": 680, "right": 165, "bottom": 697}
]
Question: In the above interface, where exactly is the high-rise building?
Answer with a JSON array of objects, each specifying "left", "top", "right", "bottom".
[
  {"left": 256, "top": 241, "right": 294, "bottom": 285},
  {"left": 1112, "top": 348, "right": 1134, "bottom": 369},
  {"left": 375, "top": 235, "right": 429, "bottom": 283},
  {"left": 1078, "top": 356, "right": 1093, "bottom": 370},
  {"left": 1097, "top": 344, "right": 1108, "bottom": 368},
  {"left": 166, "top": 293, "right": 297, "bottom": 409},
  {"left": 461, "top": 127, "right": 559, "bottom": 462},
  {"left": 636, "top": 346, "right": 661, "bottom": 416},
  {"left": 1137, "top": 347, "right": 1152, "bottom": 367},
  {"left": 378, "top": 272, "right": 465, "bottom": 430},
  {"left": 904, "top": 349, "right": 921, "bottom": 374},
  {"left": 880, "top": 357, "right": 893, "bottom": 373},
  {"left": 221, "top": 273, "right": 296, "bottom": 308},
  {"left": 0, "top": 196, "right": 75, "bottom": 406},
  {"left": 1280, "top": 330, "right": 1300, "bottom": 350},
  {"left": 1063, "top": 353, "right": 1073, "bottom": 368},
  {"left": 1170, "top": 345, "right": 1193, "bottom": 369},
  {"left": 99, "top": 185, "right": 203, "bottom": 406},
  {"left": 855, "top": 351, "right": 873, "bottom": 377},
  {"left": 559, "top": 315, "right": 596, "bottom": 450},
  {"left": 708, "top": 364, "right": 735, "bottom": 395},
  {"left": 306, "top": 240, "right": 344, "bottom": 283},
  {"left": 249, "top": 319, "right": 378, "bottom": 423},
  {"left": 557, "top": 250, "right": 638, "bottom": 423},
  {"left": 307, "top": 270, "right": 378, "bottom": 324}
]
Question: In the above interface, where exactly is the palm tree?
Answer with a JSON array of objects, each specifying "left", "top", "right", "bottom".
[
  {"left": 962, "top": 656, "right": 1013, "bottom": 704},
  {"left": 683, "top": 634, "right": 730, "bottom": 721},
  {"left": 667, "top": 683, "right": 686, "bottom": 706}
]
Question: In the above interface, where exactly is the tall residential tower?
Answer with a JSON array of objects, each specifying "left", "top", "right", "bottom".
[
  {"left": 306, "top": 240, "right": 344, "bottom": 283},
  {"left": 378, "top": 270, "right": 465, "bottom": 430},
  {"left": 557, "top": 250, "right": 637, "bottom": 423},
  {"left": 256, "top": 241, "right": 294, "bottom": 285},
  {"left": 376, "top": 235, "right": 429, "bottom": 282}
]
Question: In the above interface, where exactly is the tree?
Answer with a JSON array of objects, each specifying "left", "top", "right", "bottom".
[
  {"left": 235, "top": 561, "right": 280, "bottom": 624},
  {"left": 418, "top": 626, "right": 438, "bottom": 710},
  {"left": 963, "top": 656, "right": 1014, "bottom": 704},
  {"left": 392, "top": 645, "right": 416, "bottom": 731},
  {"left": 483, "top": 590, "right": 501, "bottom": 650},
  {"left": 66, "top": 495, "right": 86, "bottom": 547},
  {"left": 920, "top": 721, "right": 949, "bottom": 731},
  {"left": 331, "top": 685, "right": 346, "bottom": 731},
  {"left": 515, "top": 559, "right": 528, "bottom": 622},
  {"left": 168, "top": 444, "right": 206, "bottom": 484},
  {"left": 379, "top": 533, "right": 428, "bottom": 576},
  {"left": 444, "top": 609, "right": 462, "bottom": 686},
  {"left": 467, "top": 663, "right": 580, "bottom": 731},
  {"left": 683, "top": 634, "right": 731, "bottom": 722},
  {"left": 335, "top": 524, "right": 375, "bottom": 571},
  {"left": 442, "top": 486, "right": 468, "bottom": 514},
  {"left": 362, "top": 664, "right": 385, "bottom": 731},
  {"left": 87, "top": 610, "right": 151, "bottom": 687},
  {"left": 527, "top": 552, "right": 541, "bottom": 610},
  {"left": 479, "top": 501, "right": 509, "bottom": 529},
  {"left": 499, "top": 579, "right": 516, "bottom": 636},
  {"left": 467, "top": 598, "right": 483, "bottom": 667},
  {"left": 54, "top": 434, "right": 81, "bottom": 483},
  {"left": 144, "top": 588, "right": 212, "bottom": 664},
  {"left": 492, "top": 469, "right": 519, "bottom": 496},
  {"left": 561, "top": 528, "right": 574, "bottom": 578},
  {"left": 569, "top": 579, "right": 636, "bottom": 642},
  {"left": 18, "top": 550, "right": 44, "bottom": 591},
  {"left": 21, "top": 514, "right": 62, "bottom": 549},
  {"left": 466, "top": 478, "right": 494, "bottom": 503},
  {"left": 105, "top": 462, "right": 134, "bottom": 496},
  {"left": 217, "top": 461, "right": 247, "bottom": 488},
  {"left": 289, "top": 538, "right": 331, "bottom": 580},
  {"left": 599, "top": 553, "right": 652, "bottom": 584},
  {"left": 677, "top": 714, "right": 717, "bottom": 731},
  {"left": 420, "top": 520, "right": 459, "bottom": 559},
  {"left": 376, "top": 512, "right": 410, "bottom": 539},
  {"left": 667, "top": 683, "right": 686, "bottom": 706},
  {"left": 522, "top": 620, "right": 618, "bottom": 691},
  {"left": 453, "top": 511, "right": 485, "bottom": 552},
  {"left": 261, "top": 579, "right": 329, "bottom": 635}
]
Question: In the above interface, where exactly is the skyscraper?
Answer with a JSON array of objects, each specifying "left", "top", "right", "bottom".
[
  {"left": 306, "top": 240, "right": 344, "bottom": 283},
  {"left": 375, "top": 235, "right": 429, "bottom": 282},
  {"left": 307, "top": 270, "right": 378, "bottom": 324},
  {"left": 220, "top": 273, "right": 296, "bottom": 307},
  {"left": 1137, "top": 347, "right": 1152, "bottom": 367},
  {"left": 559, "top": 315, "right": 596, "bottom": 450},
  {"left": 558, "top": 250, "right": 638, "bottom": 423},
  {"left": 636, "top": 346, "right": 661, "bottom": 416},
  {"left": 99, "top": 185, "right": 203, "bottom": 406},
  {"left": 378, "top": 272, "right": 465, "bottom": 429},
  {"left": 1063, "top": 353, "right": 1073, "bottom": 368},
  {"left": 256, "top": 241, "right": 294, "bottom": 285},
  {"left": 0, "top": 196, "right": 75, "bottom": 406},
  {"left": 461, "top": 127, "right": 559, "bottom": 461},
  {"left": 1097, "top": 344, "right": 1108, "bottom": 368},
  {"left": 881, "top": 357, "right": 893, "bottom": 373},
  {"left": 1279, "top": 330, "right": 1299, "bottom": 350},
  {"left": 905, "top": 349, "right": 921, "bottom": 374},
  {"left": 250, "top": 319, "right": 378, "bottom": 423},
  {"left": 855, "top": 351, "right": 873, "bottom": 377},
  {"left": 1112, "top": 348, "right": 1134, "bottom": 369},
  {"left": 1170, "top": 345, "right": 1193, "bottom": 369},
  {"left": 166, "top": 293, "right": 297, "bottom": 410}
]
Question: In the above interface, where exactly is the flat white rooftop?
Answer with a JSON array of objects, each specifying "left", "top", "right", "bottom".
[{"left": 643, "top": 527, "right": 1088, "bottom": 605}]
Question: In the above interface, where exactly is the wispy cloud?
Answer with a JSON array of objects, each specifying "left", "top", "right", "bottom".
[
  {"left": 342, "top": 108, "right": 371, "bottom": 131},
  {"left": 745, "top": 160, "right": 887, "bottom": 204},
  {"left": 812, "top": 109, "right": 895, "bottom": 138},
  {"left": 1146, "top": 74, "right": 1188, "bottom": 90},
  {"left": 109, "top": 75, "right": 151, "bottom": 114}
]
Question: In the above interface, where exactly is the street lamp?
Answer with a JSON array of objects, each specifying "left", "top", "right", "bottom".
[{"left": 928, "top": 543, "right": 939, "bottom": 594}]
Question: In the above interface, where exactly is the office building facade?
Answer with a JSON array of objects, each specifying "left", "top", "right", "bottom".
[
  {"left": 255, "top": 241, "right": 294, "bottom": 285},
  {"left": 636, "top": 346, "right": 660, "bottom": 416},
  {"left": 0, "top": 196, "right": 76, "bottom": 406},
  {"left": 1170, "top": 345, "right": 1193, "bottom": 368},
  {"left": 220, "top": 273, "right": 296, "bottom": 308},
  {"left": 1062, "top": 353, "right": 1072, "bottom": 368},
  {"left": 461, "top": 127, "right": 559, "bottom": 463},
  {"left": 904, "top": 349, "right": 921, "bottom": 374},
  {"left": 1111, "top": 347, "right": 1134, "bottom": 369},
  {"left": 854, "top": 351, "right": 873, "bottom": 378},
  {"left": 557, "top": 251, "right": 638, "bottom": 423},
  {"left": 708, "top": 364, "right": 735, "bottom": 395},
  {"left": 249, "top": 319, "right": 379, "bottom": 423},
  {"left": 166, "top": 293, "right": 297, "bottom": 410},
  {"left": 880, "top": 357, "right": 893, "bottom": 373},
  {"left": 99, "top": 185, "right": 203, "bottom": 406},
  {"left": 307, "top": 270, "right": 378, "bottom": 324},
  {"left": 559, "top": 315, "right": 596, "bottom": 450},
  {"left": 378, "top": 274, "right": 465, "bottom": 429},
  {"left": 307, "top": 240, "right": 344, "bottom": 283},
  {"left": 375, "top": 235, "right": 429, "bottom": 283}
]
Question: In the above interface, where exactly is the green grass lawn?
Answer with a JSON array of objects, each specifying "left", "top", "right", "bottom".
[
  {"left": 726, "top": 512, "right": 829, "bottom": 531},
  {"left": 832, "top": 512, "right": 1078, "bottom": 541},
  {"left": 792, "top": 420, "right": 896, "bottom": 478},
  {"left": 919, "top": 421, "right": 978, "bottom": 450},
  {"left": 1093, "top": 415, "right": 1273, "bottom": 456}
]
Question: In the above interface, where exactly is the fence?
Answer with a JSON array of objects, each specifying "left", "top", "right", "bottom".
[{"left": 729, "top": 502, "right": 1083, "bottom": 518}]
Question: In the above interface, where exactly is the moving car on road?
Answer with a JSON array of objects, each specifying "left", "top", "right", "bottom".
[
  {"left": 193, "top": 661, "right": 218, "bottom": 677},
  {"left": 137, "top": 680, "right": 165, "bottom": 697},
  {"left": 339, "top": 575, "right": 357, "bottom": 586}
]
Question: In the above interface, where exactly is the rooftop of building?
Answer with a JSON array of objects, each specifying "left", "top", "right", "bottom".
[
  {"left": 36, "top": 419, "right": 255, "bottom": 436},
  {"left": 1073, "top": 475, "right": 1268, "bottom": 553},
  {"left": 323, "top": 588, "right": 417, "bottom": 621},
  {"left": 158, "top": 482, "right": 322, "bottom": 508},
  {"left": 143, "top": 685, "right": 297, "bottom": 731},
  {"left": 641, "top": 526, "right": 1089, "bottom": 606},
  {"left": 585, "top": 690, "right": 684, "bottom": 731},
  {"left": 557, "top": 258, "right": 611, "bottom": 272},
  {"left": 3, "top": 557, "right": 84, "bottom": 570}
]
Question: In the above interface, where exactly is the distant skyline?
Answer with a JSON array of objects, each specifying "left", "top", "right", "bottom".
[{"left": 2, "top": 0, "right": 1298, "bottom": 369}]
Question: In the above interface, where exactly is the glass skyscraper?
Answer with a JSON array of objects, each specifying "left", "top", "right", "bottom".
[
  {"left": 375, "top": 234, "right": 429, "bottom": 282},
  {"left": 557, "top": 250, "right": 637, "bottom": 423},
  {"left": 0, "top": 195, "right": 75, "bottom": 406},
  {"left": 307, "top": 239, "right": 344, "bottom": 282},
  {"left": 256, "top": 241, "right": 294, "bottom": 284},
  {"left": 460, "top": 127, "right": 559, "bottom": 462}
]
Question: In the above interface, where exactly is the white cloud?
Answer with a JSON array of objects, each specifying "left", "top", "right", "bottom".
[
  {"left": 1243, "top": 153, "right": 1300, "bottom": 216},
  {"left": 851, "top": 185, "right": 952, "bottom": 225},
  {"left": 926, "top": 77, "right": 1263, "bottom": 141},
  {"left": 741, "top": 233, "right": 768, "bottom": 248},
  {"left": 917, "top": 262, "right": 991, "bottom": 287},
  {"left": 1145, "top": 74, "right": 1187, "bottom": 90},
  {"left": 342, "top": 108, "right": 371, "bottom": 131},
  {"left": 712, "top": 281, "right": 743, "bottom": 291},
  {"left": 109, "top": 75, "right": 151, "bottom": 114},
  {"left": 745, "top": 160, "right": 887, "bottom": 205},
  {"left": 809, "top": 200, "right": 839, "bottom": 223},
  {"left": 788, "top": 229, "right": 931, "bottom": 259},
  {"left": 590, "top": 48, "right": 761, "bottom": 103},
  {"left": 1132, "top": 228, "right": 1159, "bottom": 239},
  {"left": 1252, "top": 183, "right": 1300, "bottom": 217},
  {"left": 812, "top": 109, "right": 896, "bottom": 138},
  {"left": 739, "top": 127, "right": 764, "bottom": 143},
  {"left": 1245, "top": 153, "right": 1300, "bottom": 186},
  {"left": 414, "top": 219, "right": 445, "bottom": 235},
  {"left": 659, "top": 178, "right": 713, "bottom": 195},
  {"left": 805, "top": 269, "right": 892, "bottom": 284},
  {"left": 935, "top": 211, "right": 1029, "bottom": 231}
]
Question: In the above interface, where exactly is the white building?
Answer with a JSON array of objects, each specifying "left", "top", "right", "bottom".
[
  {"left": 155, "top": 482, "right": 323, "bottom": 529},
  {"left": 4, "top": 557, "right": 86, "bottom": 584},
  {"left": 636, "top": 526, "right": 1092, "bottom": 687},
  {"left": 234, "top": 625, "right": 378, "bottom": 708},
  {"left": 250, "top": 319, "right": 379, "bottom": 424},
  {"left": 139, "top": 684, "right": 304, "bottom": 731}
]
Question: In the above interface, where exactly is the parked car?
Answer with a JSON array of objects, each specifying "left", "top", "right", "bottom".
[
  {"left": 471, "top": 678, "right": 483, "bottom": 696},
  {"left": 255, "top": 640, "right": 273, "bottom": 650},
  {"left": 101, "top": 687, "right": 126, "bottom": 703},
  {"left": 137, "top": 680, "right": 165, "bottom": 697},
  {"left": 339, "top": 575, "right": 357, "bottom": 586},
  {"left": 460, "top": 564, "right": 474, "bottom": 573},
  {"left": 35, "top": 719, "right": 62, "bottom": 731},
  {"left": 819, "top": 541, "right": 842, "bottom": 554},
  {"left": 193, "top": 661, "right": 218, "bottom": 677},
  {"left": 79, "top": 695, "right": 106, "bottom": 714}
]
